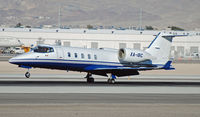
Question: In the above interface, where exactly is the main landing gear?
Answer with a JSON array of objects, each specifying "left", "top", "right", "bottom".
[
  {"left": 25, "top": 69, "right": 30, "bottom": 78},
  {"left": 85, "top": 73, "right": 94, "bottom": 83},
  {"left": 85, "top": 73, "right": 116, "bottom": 84},
  {"left": 107, "top": 74, "right": 116, "bottom": 84}
]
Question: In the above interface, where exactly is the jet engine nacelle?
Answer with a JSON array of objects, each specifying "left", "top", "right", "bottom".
[{"left": 118, "top": 48, "right": 153, "bottom": 63}]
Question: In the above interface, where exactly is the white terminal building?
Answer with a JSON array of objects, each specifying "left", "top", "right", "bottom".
[{"left": 0, "top": 28, "right": 200, "bottom": 60}]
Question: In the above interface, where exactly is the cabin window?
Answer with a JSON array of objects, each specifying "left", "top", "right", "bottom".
[
  {"left": 74, "top": 53, "right": 78, "bottom": 58},
  {"left": 94, "top": 55, "right": 97, "bottom": 60},
  {"left": 68, "top": 52, "right": 71, "bottom": 57},
  {"left": 34, "top": 46, "right": 54, "bottom": 53},
  {"left": 81, "top": 53, "right": 84, "bottom": 59},
  {"left": 88, "top": 54, "right": 91, "bottom": 59},
  {"left": 50, "top": 48, "right": 54, "bottom": 52}
]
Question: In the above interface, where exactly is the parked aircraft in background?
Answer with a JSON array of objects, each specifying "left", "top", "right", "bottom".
[{"left": 9, "top": 32, "right": 185, "bottom": 84}]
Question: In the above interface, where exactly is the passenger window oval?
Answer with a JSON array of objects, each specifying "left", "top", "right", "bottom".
[
  {"left": 81, "top": 53, "right": 84, "bottom": 59},
  {"left": 94, "top": 55, "right": 97, "bottom": 60},
  {"left": 74, "top": 53, "right": 78, "bottom": 58},
  {"left": 68, "top": 52, "right": 71, "bottom": 57},
  {"left": 88, "top": 54, "right": 91, "bottom": 59}
]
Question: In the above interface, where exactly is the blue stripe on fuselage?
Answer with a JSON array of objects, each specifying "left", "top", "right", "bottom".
[
  {"left": 13, "top": 61, "right": 122, "bottom": 71},
  {"left": 13, "top": 58, "right": 121, "bottom": 65},
  {"left": 10, "top": 58, "right": 163, "bottom": 71}
]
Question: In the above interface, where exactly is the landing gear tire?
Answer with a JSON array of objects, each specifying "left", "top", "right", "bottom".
[
  {"left": 85, "top": 73, "right": 94, "bottom": 83},
  {"left": 87, "top": 78, "right": 94, "bottom": 83},
  {"left": 107, "top": 79, "right": 111, "bottom": 83},
  {"left": 25, "top": 72, "right": 30, "bottom": 78},
  {"left": 107, "top": 78, "right": 115, "bottom": 84}
]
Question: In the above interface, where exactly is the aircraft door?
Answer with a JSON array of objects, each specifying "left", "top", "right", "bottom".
[{"left": 56, "top": 47, "right": 64, "bottom": 59}]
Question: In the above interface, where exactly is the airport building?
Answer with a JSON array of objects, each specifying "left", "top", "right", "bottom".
[{"left": 0, "top": 28, "right": 200, "bottom": 60}]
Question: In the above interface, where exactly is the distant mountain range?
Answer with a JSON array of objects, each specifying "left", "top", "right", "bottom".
[{"left": 0, "top": 0, "right": 199, "bottom": 30}]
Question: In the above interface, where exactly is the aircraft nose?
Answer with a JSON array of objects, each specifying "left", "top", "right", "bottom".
[
  {"left": 9, "top": 53, "right": 34, "bottom": 65},
  {"left": 9, "top": 56, "right": 20, "bottom": 64},
  {"left": 9, "top": 57, "right": 16, "bottom": 64}
]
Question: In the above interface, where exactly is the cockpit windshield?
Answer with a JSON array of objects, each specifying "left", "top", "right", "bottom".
[{"left": 33, "top": 46, "right": 54, "bottom": 53}]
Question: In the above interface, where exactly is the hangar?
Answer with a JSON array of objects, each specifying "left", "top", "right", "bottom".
[{"left": 0, "top": 28, "right": 200, "bottom": 60}]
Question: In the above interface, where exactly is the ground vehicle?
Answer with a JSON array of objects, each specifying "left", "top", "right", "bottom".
[
  {"left": 2, "top": 47, "right": 24, "bottom": 54},
  {"left": 14, "top": 47, "right": 24, "bottom": 54}
]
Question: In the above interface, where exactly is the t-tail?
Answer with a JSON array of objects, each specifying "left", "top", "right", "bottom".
[{"left": 145, "top": 32, "right": 187, "bottom": 67}]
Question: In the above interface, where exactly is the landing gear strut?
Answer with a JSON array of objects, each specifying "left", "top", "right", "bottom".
[
  {"left": 25, "top": 72, "right": 30, "bottom": 78},
  {"left": 107, "top": 74, "right": 116, "bottom": 84},
  {"left": 85, "top": 73, "right": 94, "bottom": 83},
  {"left": 107, "top": 79, "right": 115, "bottom": 84},
  {"left": 25, "top": 69, "right": 30, "bottom": 78}
]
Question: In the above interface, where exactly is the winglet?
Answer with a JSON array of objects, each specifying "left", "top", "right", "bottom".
[{"left": 163, "top": 60, "right": 175, "bottom": 70}]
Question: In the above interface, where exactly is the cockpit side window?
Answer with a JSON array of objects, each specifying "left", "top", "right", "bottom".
[
  {"left": 49, "top": 48, "right": 54, "bottom": 52},
  {"left": 34, "top": 46, "right": 54, "bottom": 53}
]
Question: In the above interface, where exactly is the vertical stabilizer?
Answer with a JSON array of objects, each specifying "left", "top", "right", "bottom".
[{"left": 145, "top": 32, "right": 174, "bottom": 64}]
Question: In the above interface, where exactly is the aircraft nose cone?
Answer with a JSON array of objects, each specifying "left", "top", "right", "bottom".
[
  {"left": 9, "top": 57, "right": 14, "bottom": 64},
  {"left": 9, "top": 56, "right": 18, "bottom": 64}
]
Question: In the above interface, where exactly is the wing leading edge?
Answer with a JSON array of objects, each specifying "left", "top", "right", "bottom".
[{"left": 84, "top": 60, "right": 174, "bottom": 77}]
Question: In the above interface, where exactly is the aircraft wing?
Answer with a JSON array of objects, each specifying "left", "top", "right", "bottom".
[
  {"left": 84, "top": 60, "right": 175, "bottom": 77},
  {"left": 84, "top": 65, "right": 158, "bottom": 77},
  {"left": 84, "top": 65, "right": 158, "bottom": 71}
]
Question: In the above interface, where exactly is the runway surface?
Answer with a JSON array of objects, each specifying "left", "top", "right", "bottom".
[
  {"left": 0, "top": 74, "right": 200, "bottom": 117},
  {"left": 0, "top": 74, "right": 200, "bottom": 94},
  {"left": 0, "top": 93, "right": 200, "bottom": 104}
]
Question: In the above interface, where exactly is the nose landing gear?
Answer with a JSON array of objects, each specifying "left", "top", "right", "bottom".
[
  {"left": 19, "top": 65, "right": 32, "bottom": 78},
  {"left": 25, "top": 72, "right": 30, "bottom": 78},
  {"left": 25, "top": 69, "right": 31, "bottom": 78}
]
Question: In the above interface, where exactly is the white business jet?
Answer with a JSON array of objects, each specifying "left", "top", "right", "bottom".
[{"left": 9, "top": 32, "right": 182, "bottom": 84}]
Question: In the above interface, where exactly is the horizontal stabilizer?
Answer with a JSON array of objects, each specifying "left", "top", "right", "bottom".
[
  {"left": 162, "top": 34, "right": 188, "bottom": 38},
  {"left": 162, "top": 61, "right": 175, "bottom": 70}
]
